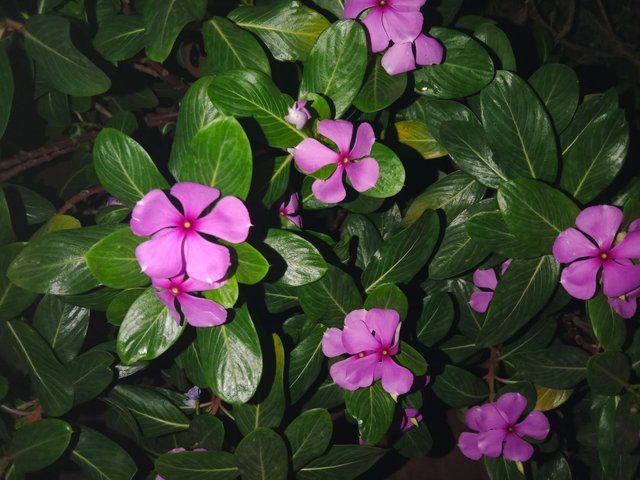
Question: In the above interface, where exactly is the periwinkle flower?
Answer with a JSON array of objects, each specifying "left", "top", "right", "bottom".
[
  {"left": 458, "top": 393, "right": 549, "bottom": 462},
  {"left": 183, "top": 386, "right": 201, "bottom": 408},
  {"left": 131, "top": 182, "right": 251, "bottom": 285},
  {"left": 284, "top": 100, "right": 311, "bottom": 130},
  {"left": 381, "top": 33, "right": 444, "bottom": 75},
  {"left": 153, "top": 275, "right": 227, "bottom": 327},
  {"left": 294, "top": 120, "right": 379, "bottom": 203},
  {"left": 553, "top": 205, "right": 640, "bottom": 300},
  {"left": 609, "top": 286, "right": 640, "bottom": 319},
  {"left": 322, "top": 308, "right": 413, "bottom": 396},
  {"left": 279, "top": 193, "right": 302, "bottom": 228},
  {"left": 399, "top": 408, "right": 423, "bottom": 432},
  {"left": 469, "top": 259, "right": 512, "bottom": 313}
]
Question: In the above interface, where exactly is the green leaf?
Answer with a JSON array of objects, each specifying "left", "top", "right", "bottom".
[
  {"left": 361, "top": 143, "right": 406, "bottom": 199},
  {"left": 143, "top": 0, "right": 207, "bottom": 62},
  {"left": 169, "top": 77, "right": 221, "bottom": 178},
  {"left": 529, "top": 64, "right": 579, "bottom": 133},
  {"left": 474, "top": 23, "right": 516, "bottom": 71},
  {"left": 475, "top": 256, "right": 560, "bottom": 347},
  {"left": 9, "top": 419, "right": 72, "bottom": 472},
  {"left": 393, "top": 422, "right": 433, "bottom": 458},
  {"left": 93, "top": 15, "right": 146, "bottom": 62},
  {"left": 94, "top": 128, "right": 169, "bottom": 207},
  {"left": 233, "top": 242, "right": 270, "bottom": 285},
  {"left": 197, "top": 304, "right": 263, "bottom": 403},
  {"left": 208, "top": 69, "right": 307, "bottom": 149},
  {"left": 234, "top": 334, "right": 286, "bottom": 434},
  {"left": 395, "top": 342, "right": 428, "bottom": 376},
  {"left": 416, "top": 293, "right": 454, "bottom": 347},
  {"left": 235, "top": 428, "right": 288, "bottom": 480},
  {"left": 364, "top": 283, "right": 408, "bottom": 320},
  {"left": 257, "top": 155, "right": 293, "bottom": 208},
  {"left": 484, "top": 457, "right": 525, "bottom": 480},
  {"left": 415, "top": 27, "right": 494, "bottom": 98},
  {"left": 299, "top": 20, "right": 367, "bottom": 118},
  {"left": 509, "top": 344, "right": 588, "bottom": 389},
  {"left": 85, "top": 227, "right": 149, "bottom": 289},
  {"left": 298, "top": 266, "right": 362, "bottom": 327},
  {"left": 361, "top": 210, "right": 440, "bottom": 293},
  {"left": 0, "top": 321, "right": 73, "bottom": 416},
  {"left": 399, "top": 97, "right": 476, "bottom": 143},
  {"left": 297, "top": 445, "right": 386, "bottom": 480},
  {"left": 345, "top": 382, "right": 395, "bottom": 445},
  {"left": 587, "top": 294, "right": 626, "bottom": 351},
  {"left": 4, "top": 184, "right": 55, "bottom": 224},
  {"left": 285, "top": 409, "right": 332, "bottom": 471},
  {"left": 0, "top": 244, "right": 38, "bottom": 319},
  {"left": 393, "top": 120, "right": 447, "bottom": 160},
  {"left": 481, "top": 70, "right": 557, "bottom": 181},
  {"left": 106, "top": 110, "right": 137, "bottom": 135},
  {"left": 288, "top": 325, "right": 326, "bottom": 403},
  {"left": 0, "top": 189, "right": 14, "bottom": 245},
  {"left": 0, "top": 48, "right": 14, "bottom": 139},
  {"left": 587, "top": 352, "right": 630, "bottom": 396},
  {"left": 264, "top": 229, "right": 328, "bottom": 287},
  {"left": 537, "top": 455, "right": 572, "bottom": 480},
  {"left": 228, "top": 2, "right": 329, "bottom": 62},
  {"left": 353, "top": 56, "right": 407, "bottom": 113},
  {"left": 265, "top": 281, "right": 299, "bottom": 313},
  {"left": 24, "top": 15, "right": 110, "bottom": 96},
  {"left": 36, "top": 90, "right": 70, "bottom": 136},
  {"left": 204, "top": 276, "right": 238, "bottom": 309},
  {"left": 33, "top": 295, "right": 89, "bottom": 363},
  {"left": 497, "top": 179, "right": 580, "bottom": 255},
  {"left": 155, "top": 451, "right": 239, "bottom": 480},
  {"left": 70, "top": 426, "right": 137, "bottom": 480},
  {"left": 179, "top": 117, "right": 252, "bottom": 199},
  {"left": 117, "top": 287, "right": 183, "bottom": 364},
  {"left": 466, "top": 211, "right": 532, "bottom": 259},
  {"left": 431, "top": 365, "right": 488, "bottom": 407},
  {"left": 179, "top": 415, "right": 225, "bottom": 451},
  {"left": 67, "top": 350, "right": 114, "bottom": 404}
]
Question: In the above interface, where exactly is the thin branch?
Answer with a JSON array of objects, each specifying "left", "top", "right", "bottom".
[
  {"left": 94, "top": 103, "right": 113, "bottom": 119},
  {"left": 1, "top": 18, "right": 25, "bottom": 33},
  {"left": 135, "top": 57, "right": 189, "bottom": 92},
  {"left": 144, "top": 111, "right": 178, "bottom": 128},
  {"left": 595, "top": 0, "right": 614, "bottom": 33},
  {"left": 554, "top": 0, "right": 576, "bottom": 44},
  {"left": 57, "top": 185, "right": 105, "bottom": 214}
]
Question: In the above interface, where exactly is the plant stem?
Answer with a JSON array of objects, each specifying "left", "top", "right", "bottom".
[{"left": 57, "top": 185, "right": 105, "bottom": 214}]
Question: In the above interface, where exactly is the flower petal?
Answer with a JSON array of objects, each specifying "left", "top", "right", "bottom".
[
  {"left": 170, "top": 182, "right": 220, "bottom": 219},
  {"left": 575, "top": 205, "right": 622, "bottom": 250},
  {"left": 349, "top": 123, "right": 376, "bottom": 159},
  {"left": 178, "top": 294, "right": 227, "bottom": 327},
  {"left": 477, "top": 429, "right": 507, "bottom": 458},
  {"left": 495, "top": 392, "right": 527, "bottom": 425},
  {"left": 183, "top": 233, "right": 230, "bottom": 285},
  {"left": 382, "top": 9, "right": 423, "bottom": 43},
  {"left": 287, "top": 214, "right": 303, "bottom": 228},
  {"left": 346, "top": 353, "right": 382, "bottom": 389},
  {"left": 476, "top": 404, "right": 508, "bottom": 431},
  {"left": 152, "top": 277, "right": 175, "bottom": 290},
  {"left": 515, "top": 410, "right": 549, "bottom": 440},
  {"left": 342, "top": 317, "right": 381, "bottom": 354},
  {"left": 155, "top": 290, "right": 181, "bottom": 324},
  {"left": 608, "top": 293, "right": 638, "bottom": 319},
  {"left": 611, "top": 230, "right": 640, "bottom": 259},
  {"left": 322, "top": 327, "right": 346, "bottom": 357},
  {"left": 285, "top": 193, "right": 299, "bottom": 214},
  {"left": 135, "top": 229, "right": 185, "bottom": 279},
  {"left": 317, "top": 120, "right": 354, "bottom": 155},
  {"left": 343, "top": 0, "right": 378, "bottom": 18},
  {"left": 312, "top": 168, "right": 346, "bottom": 204},
  {"left": 196, "top": 196, "right": 251, "bottom": 244},
  {"left": 500, "top": 259, "right": 513, "bottom": 275},
  {"left": 345, "top": 157, "right": 380, "bottom": 193},
  {"left": 458, "top": 432, "right": 483, "bottom": 460},
  {"left": 553, "top": 227, "right": 599, "bottom": 263},
  {"left": 381, "top": 42, "right": 416, "bottom": 75},
  {"left": 380, "top": 357, "right": 413, "bottom": 395},
  {"left": 390, "top": 0, "right": 427, "bottom": 11},
  {"left": 345, "top": 309, "right": 368, "bottom": 325},
  {"left": 559, "top": 257, "right": 601, "bottom": 300},
  {"left": 465, "top": 405, "right": 485, "bottom": 432},
  {"left": 364, "top": 308, "right": 400, "bottom": 347},
  {"left": 473, "top": 268, "right": 498, "bottom": 290},
  {"left": 414, "top": 33, "right": 444, "bottom": 65},
  {"left": 181, "top": 276, "right": 226, "bottom": 292},
  {"left": 362, "top": 7, "right": 390, "bottom": 53},
  {"left": 329, "top": 356, "right": 361, "bottom": 390},
  {"left": 502, "top": 434, "right": 534, "bottom": 462},
  {"left": 294, "top": 138, "right": 341, "bottom": 174},
  {"left": 601, "top": 261, "right": 640, "bottom": 298},
  {"left": 131, "top": 189, "right": 181, "bottom": 236},
  {"left": 629, "top": 219, "right": 640, "bottom": 232},
  {"left": 469, "top": 291, "right": 494, "bottom": 313}
]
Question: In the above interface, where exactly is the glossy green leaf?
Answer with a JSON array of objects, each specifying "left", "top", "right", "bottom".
[
  {"left": 107, "top": 289, "right": 145, "bottom": 326},
  {"left": 63, "top": 287, "right": 120, "bottom": 311},
  {"left": 361, "top": 143, "right": 406, "bottom": 199},
  {"left": 587, "top": 294, "right": 626, "bottom": 351},
  {"left": 399, "top": 97, "right": 476, "bottom": 144},
  {"left": 509, "top": 344, "right": 588, "bottom": 389},
  {"left": 4, "top": 184, "right": 55, "bottom": 224},
  {"left": 354, "top": 56, "right": 407, "bottom": 113},
  {"left": 466, "top": 211, "right": 533, "bottom": 259},
  {"left": 395, "top": 342, "right": 428, "bottom": 376},
  {"left": 587, "top": 352, "right": 630, "bottom": 396},
  {"left": 10, "top": 419, "right": 72, "bottom": 472},
  {"left": 233, "top": 242, "right": 270, "bottom": 285},
  {"left": 68, "top": 350, "right": 114, "bottom": 404},
  {"left": 228, "top": 3, "right": 329, "bottom": 62},
  {"left": 0, "top": 48, "right": 13, "bottom": 139},
  {"left": 345, "top": 382, "right": 395, "bottom": 445},
  {"left": 117, "top": 288, "right": 183, "bottom": 364},
  {"left": 431, "top": 365, "right": 487, "bottom": 407},
  {"left": 258, "top": 155, "right": 293, "bottom": 208},
  {"left": 155, "top": 451, "right": 238, "bottom": 480},
  {"left": 265, "top": 281, "right": 299, "bottom": 313},
  {"left": 93, "top": 15, "right": 146, "bottom": 62},
  {"left": 197, "top": 304, "right": 263, "bottom": 403},
  {"left": 285, "top": 408, "right": 332, "bottom": 471},
  {"left": 393, "top": 120, "right": 447, "bottom": 160},
  {"left": 481, "top": 71, "right": 557, "bottom": 181},
  {"left": 537, "top": 455, "right": 572, "bottom": 480},
  {"left": 474, "top": 23, "right": 516, "bottom": 71},
  {"left": 416, "top": 293, "right": 454, "bottom": 347},
  {"left": 393, "top": 422, "right": 433, "bottom": 458},
  {"left": 364, "top": 283, "right": 408, "bottom": 320},
  {"left": 235, "top": 428, "right": 288, "bottom": 480},
  {"left": 415, "top": 27, "right": 494, "bottom": 98},
  {"left": 288, "top": 324, "right": 326, "bottom": 403},
  {"left": 179, "top": 415, "right": 225, "bottom": 451},
  {"left": 71, "top": 426, "right": 137, "bottom": 480},
  {"left": 263, "top": 229, "right": 327, "bottom": 287},
  {"left": 0, "top": 244, "right": 38, "bottom": 319},
  {"left": 204, "top": 276, "right": 238, "bottom": 309},
  {"left": 299, "top": 20, "right": 367, "bottom": 118},
  {"left": 202, "top": 16, "right": 270, "bottom": 76},
  {"left": 500, "top": 316, "right": 556, "bottom": 361},
  {"left": 529, "top": 64, "right": 579, "bottom": 133},
  {"left": 297, "top": 445, "right": 386, "bottom": 480},
  {"left": 484, "top": 457, "right": 525, "bottom": 480}
]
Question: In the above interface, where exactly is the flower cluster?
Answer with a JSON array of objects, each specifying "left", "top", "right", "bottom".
[
  {"left": 553, "top": 205, "right": 640, "bottom": 317},
  {"left": 322, "top": 308, "right": 414, "bottom": 396},
  {"left": 469, "top": 259, "right": 512, "bottom": 313},
  {"left": 458, "top": 393, "right": 549, "bottom": 462},
  {"left": 131, "top": 182, "right": 251, "bottom": 327},
  {"left": 294, "top": 119, "right": 379, "bottom": 203},
  {"left": 343, "top": 0, "right": 443, "bottom": 75}
]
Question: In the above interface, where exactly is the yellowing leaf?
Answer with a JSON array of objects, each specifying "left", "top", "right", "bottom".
[
  {"left": 534, "top": 385, "right": 573, "bottom": 411},
  {"left": 394, "top": 120, "right": 447, "bottom": 160}
]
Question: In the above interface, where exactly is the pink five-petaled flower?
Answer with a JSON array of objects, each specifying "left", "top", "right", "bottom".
[
  {"left": 399, "top": 408, "right": 423, "bottom": 432},
  {"left": 153, "top": 275, "right": 227, "bottom": 327},
  {"left": 458, "top": 393, "right": 550, "bottom": 462},
  {"left": 279, "top": 193, "right": 302, "bottom": 228},
  {"left": 343, "top": 0, "right": 426, "bottom": 53},
  {"left": 322, "top": 308, "right": 413, "bottom": 396},
  {"left": 294, "top": 120, "right": 379, "bottom": 204},
  {"left": 284, "top": 100, "right": 311, "bottom": 130},
  {"left": 553, "top": 205, "right": 640, "bottom": 300},
  {"left": 381, "top": 33, "right": 444, "bottom": 75},
  {"left": 469, "top": 259, "right": 512, "bottom": 313},
  {"left": 131, "top": 182, "right": 251, "bottom": 285}
]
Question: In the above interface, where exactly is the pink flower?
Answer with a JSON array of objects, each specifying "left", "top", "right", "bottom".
[
  {"left": 553, "top": 206, "right": 640, "bottom": 300},
  {"left": 469, "top": 259, "right": 512, "bottom": 313},
  {"left": 284, "top": 101, "right": 311, "bottom": 130},
  {"left": 381, "top": 33, "right": 444, "bottom": 75},
  {"left": 153, "top": 275, "right": 227, "bottom": 327},
  {"left": 131, "top": 182, "right": 251, "bottom": 285},
  {"left": 343, "top": 0, "right": 426, "bottom": 53},
  {"left": 322, "top": 308, "right": 414, "bottom": 396},
  {"left": 279, "top": 193, "right": 302, "bottom": 228},
  {"left": 608, "top": 286, "right": 640, "bottom": 319},
  {"left": 399, "top": 408, "right": 423, "bottom": 432},
  {"left": 294, "top": 120, "right": 379, "bottom": 203},
  {"left": 458, "top": 393, "right": 550, "bottom": 462}
]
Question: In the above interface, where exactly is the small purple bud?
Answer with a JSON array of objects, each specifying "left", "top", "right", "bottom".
[{"left": 284, "top": 100, "right": 311, "bottom": 130}]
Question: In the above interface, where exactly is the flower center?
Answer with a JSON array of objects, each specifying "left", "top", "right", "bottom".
[
  {"left": 600, "top": 251, "right": 609, "bottom": 260},
  {"left": 183, "top": 220, "right": 192, "bottom": 229},
  {"left": 378, "top": 0, "right": 387, "bottom": 5},
  {"left": 381, "top": 349, "right": 389, "bottom": 356},
  {"left": 507, "top": 425, "right": 514, "bottom": 433},
  {"left": 341, "top": 155, "right": 351, "bottom": 165},
  {"left": 358, "top": 352, "right": 365, "bottom": 358},
  {"left": 170, "top": 287, "right": 180, "bottom": 295}
]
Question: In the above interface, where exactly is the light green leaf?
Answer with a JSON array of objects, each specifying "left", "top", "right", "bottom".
[
  {"left": 393, "top": 120, "right": 447, "bottom": 160},
  {"left": 233, "top": 242, "right": 270, "bottom": 285},
  {"left": 263, "top": 229, "right": 328, "bottom": 287}
]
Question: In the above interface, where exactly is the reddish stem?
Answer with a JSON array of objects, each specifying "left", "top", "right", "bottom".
[{"left": 57, "top": 185, "right": 106, "bottom": 214}]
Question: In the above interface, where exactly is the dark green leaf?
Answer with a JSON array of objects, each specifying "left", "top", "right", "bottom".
[
  {"left": 363, "top": 143, "right": 406, "bottom": 199},
  {"left": 106, "top": 288, "right": 145, "bottom": 326},
  {"left": 0, "top": 48, "right": 14, "bottom": 139},
  {"left": 399, "top": 97, "right": 476, "bottom": 144},
  {"left": 345, "top": 382, "right": 395, "bottom": 445},
  {"left": 265, "top": 281, "right": 299, "bottom": 313},
  {"left": 264, "top": 229, "right": 328, "bottom": 287},
  {"left": 179, "top": 415, "right": 225, "bottom": 451},
  {"left": 10, "top": 419, "right": 72, "bottom": 472},
  {"left": 93, "top": 15, "right": 146, "bottom": 62},
  {"left": 288, "top": 325, "right": 326, "bottom": 403},
  {"left": 474, "top": 23, "right": 516, "bottom": 71},
  {"left": 364, "top": 283, "right": 408, "bottom": 320},
  {"left": 297, "top": 445, "right": 386, "bottom": 480},
  {"left": 353, "top": 56, "right": 407, "bottom": 113},
  {"left": 484, "top": 457, "right": 525, "bottom": 480},
  {"left": 538, "top": 455, "right": 572, "bottom": 480},
  {"left": 509, "top": 344, "right": 588, "bottom": 389},
  {"left": 587, "top": 294, "right": 626, "bottom": 351},
  {"left": 70, "top": 426, "right": 137, "bottom": 480},
  {"left": 587, "top": 352, "right": 630, "bottom": 396},
  {"left": 393, "top": 423, "right": 433, "bottom": 458},
  {"left": 155, "top": 451, "right": 238, "bottom": 480},
  {"left": 431, "top": 365, "right": 488, "bottom": 407},
  {"left": 285, "top": 408, "right": 332, "bottom": 471},
  {"left": 68, "top": 350, "right": 114, "bottom": 404},
  {"left": 5, "top": 184, "right": 55, "bottom": 224},
  {"left": 395, "top": 342, "right": 428, "bottom": 376},
  {"left": 0, "top": 244, "right": 38, "bottom": 319},
  {"left": 529, "top": 64, "right": 579, "bottom": 133},
  {"left": 466, "top": 211, "right": 532, "bottom": 259},
  {"left": 416, "top": 293, "right": 454, "bottom": 347},
  {"left": 235, "top": 428, "right": 288, "bottom": 480},
  {"left": 258, "top": 155, "right": 293, "bottom": 208}
]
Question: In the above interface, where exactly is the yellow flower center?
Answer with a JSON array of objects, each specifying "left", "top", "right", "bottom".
[
  {"left": 381, "top": 349, "right": 389, "bottom": 356},
  {"left": 358, "top": 352, "right": 365, "bottom": 358},
  {"left": 171, "top": 287, "right": 179, "bottom": 295},
  {"left": 600, "top": 252, "right": 609, "bottom": 260},
  {"left": 183, "top": 221, "right": 192, "bottom": 229}
]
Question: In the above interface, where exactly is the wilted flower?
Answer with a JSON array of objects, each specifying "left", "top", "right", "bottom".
[
  {"left": 279, "top": 193, "right": 302, "bottom": 228},
  {"left": 284, "top": 100, "right": 311, "bottom": 130},
  {"left": 322, "top": 308, "right": 413, "bottom": 396},
  {"left": 183, "top": 386, "right": 201, "bottom": 408},
  {"left": 399, "top": 408, "right": 423, "bottom": 432},
  {"left": 131, "top": 182, "right": 251, "bottom": 285},
  {"left": 469, "top": 259, "right": 512, "bottom": 313},
  {"left": 458, "top": 392, "right": 549, "bottom": 462},
  {"left": 294, "top": 120, "right": 379, "bottom": 203},
  {"left": 381, "top": 33, "right": 443, "bottom": 75},
  {"left": 553, "top": 205, "right": 640, "bottom": 300}
]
